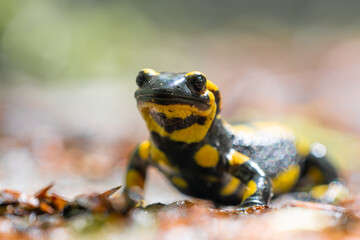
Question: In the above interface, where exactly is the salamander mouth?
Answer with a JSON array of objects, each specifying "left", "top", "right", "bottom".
[{"left": 135, "top": 93, "right": 210, "bottom": 110}]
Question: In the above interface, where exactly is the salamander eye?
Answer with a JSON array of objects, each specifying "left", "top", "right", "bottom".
[
  {"left": 136, "top": 71, "right": 150, "bottom": 88},
  {"left": 186, "top": 73, "right": 207, "bottom": 94}
]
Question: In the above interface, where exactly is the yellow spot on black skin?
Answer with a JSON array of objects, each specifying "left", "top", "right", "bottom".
[
  {"left": 310, "top": 184, "right": 329, "bottom": 199},
  {"left": 296, "top": 138, "right": 311, "bottom": 157},
  {"left": 228, "top": 150, "right": 250, "bottom": 166},
  {"left": 150, "top": 143, "right": 170, "bottom": 166},
  {"left": 307, "top": 166, "right": 325, "bottom": 184},
  {"left": 194, "top": 144, "right": 219, "bottom": 167},
  {"left": 138, "top": 140, "right": 150, "bottom": 160},
  {"left": 171, "top": 176, "right": 188, "bottom": 188},
  {"left": 272, "top": 165, "right": 300, "bottom": 194},
  {"left": 141, "top": 68, "right": 159, "bottom": 75},
  {"left": 185, "top": 71, "right": 205, "bottom": 77},
  {"left": 126, "top": 169, "right": 145, "bottom": 189},
  {"left": 242, "top": 180, "right": 257, "bottom": 202},
  {"left": 205, "top": 80, "right": 219, "bottom": 92},
  {"left": 205, "top": 79, "right": 222, "bottom": 110},
  {"left": 221, "top": 177, "right": 241, "bottom": 196}
]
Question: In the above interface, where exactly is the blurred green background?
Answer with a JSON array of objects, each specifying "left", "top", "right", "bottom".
[
  {"left": 1, "top": 0, "right": 360, "bottom": 82},
  {"left": 0, "top": 0, "right": 360, "bottom": 196}
]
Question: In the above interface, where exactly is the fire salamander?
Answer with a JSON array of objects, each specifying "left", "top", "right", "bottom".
[{"left": 123, "top": 68, "right": 340, "bottom": 208}]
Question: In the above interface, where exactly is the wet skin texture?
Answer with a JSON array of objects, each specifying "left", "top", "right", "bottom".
[{"left": 123, "top": 68, "right": 339, "bottom": 208}]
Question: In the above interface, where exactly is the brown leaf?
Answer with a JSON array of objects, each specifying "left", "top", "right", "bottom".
[
  {"left": 97, "top": 186, "right": 122, "bottom": 199},
  {"left": 39, "top": 202, "right": 55, "bottom": 214},
  {"left": 0, "top": 189, "right": 21, "bottom": 204},
  {"left": 35, "top": 183, "right": 54, "bottom": 199},
  {"left": 51, "top": 194, "right": 68, "bottom": 211}
]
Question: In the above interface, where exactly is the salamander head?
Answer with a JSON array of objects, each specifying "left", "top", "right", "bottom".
[{"left": 135, "top": 68, "right": 221, "bottom": 143}]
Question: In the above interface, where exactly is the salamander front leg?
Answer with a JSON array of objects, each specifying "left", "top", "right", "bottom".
[
  {"left": 227, "top": 151, "right": 272, "bottom": 207},
  {"left": 123, "top": 141, "right": 150, "bottom": 208}
]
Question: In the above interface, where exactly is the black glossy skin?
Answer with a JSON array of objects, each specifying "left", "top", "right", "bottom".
[
  {"left": 135, "top": 71, "right": 212, "bottom": 111},
  {"left": 123, "top": 69, "right": 339, "bottom": 208}
]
